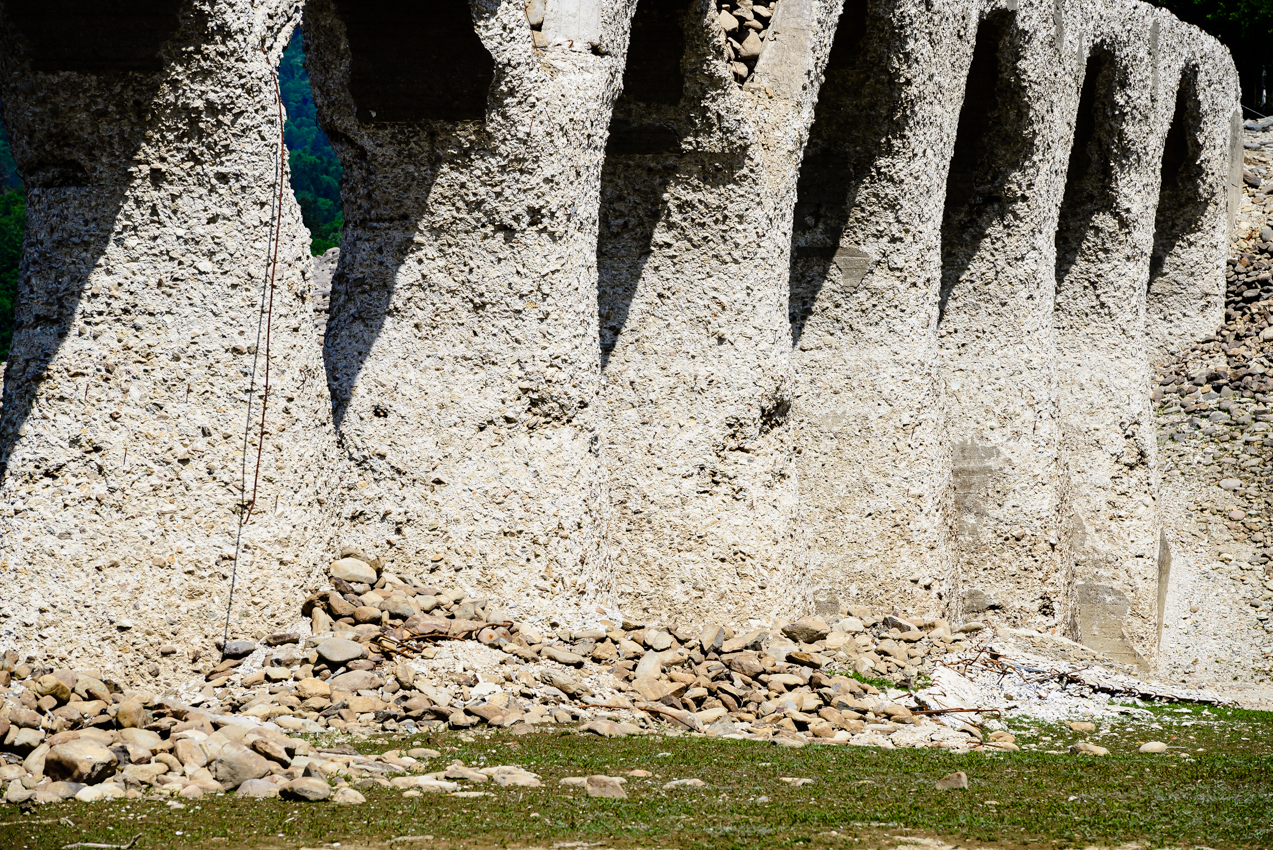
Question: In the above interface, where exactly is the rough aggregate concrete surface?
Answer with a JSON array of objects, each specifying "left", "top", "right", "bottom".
[
  {"left": 0, "top": 0, "right": 1248, "bottom": 682},
  {"left": 597, "top": 0, "right": 835, "bottom": 624},
  {"left": 304, "top": 0, "right": 635, "bottom": 622},
  {"left": 0, "top": 0, "right": 340, "bottom": 679}
]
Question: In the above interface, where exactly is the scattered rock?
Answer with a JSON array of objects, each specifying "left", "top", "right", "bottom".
[
  {"left": 1069, "top": 742, "right": 1110, "bottom": 756},
  {"left": 782, "top": 618, "right": 830, "bottom": 644},
  {"left": 331, "top": 557, "right": 378, "bottom": 584},
  {"left": 316, "top": 637, "right": 368, "bottom": 666},
  {"left": 332, "top": 787, "right": 367, "bottom": 804},
  {"left": 222, "top": 640, "right": 257, "bottom": 659},
  {"left": 585, "top": 775, "right": 628, "bottom": 799},
  {"left": 235, "top": 778, "right": 280, "bottom": 798},
  {"left": 212, "top": 742, "right": 273, "bottom": 788},
  {"left": 935, "top": 771, "right": 968, "bottom": 790},
  {"left": 281, "top": 777, "right": 333, "bottom": 801},
  {"left": 1139, "top": 741, "right": 1169, "bottom": 754},
  {"left": 44, "top": 740, "right": 118, "bottom": 784}
]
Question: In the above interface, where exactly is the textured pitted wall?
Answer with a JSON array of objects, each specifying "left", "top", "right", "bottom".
[
  {"left": 787, "top": 0, "right": 1237, "bottom": 650},
  {"left": 0, "top": 0, "right": 339, "bottom": 678},
  {"left": 304, "top": 0, "right": 633, "bottom": 623},
  {"left": 934, "top": 1, "right": 1076, "bottom": 633},
  {"left": 789, "top": 0, "right": 955, "bottom": 621},
  {"left": 1057, "top": 4, "right": 1238, "bottom": 669},
  {"left": 596, "top": 0, "right": 836, "bottom": 625},
  {"left": 0, "top": 0, "right": 1242, "bottom": 672},
  {"left": 1144, "top": 29, "right": 1238, "bottom": 358}
]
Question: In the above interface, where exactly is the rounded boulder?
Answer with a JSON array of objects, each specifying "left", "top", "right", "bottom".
[
  {"left": 316, "top": 637, "right": 368, "bottom": 666},
  {"left": 330, "top": 557, "right": 377, "bottom": 584}
]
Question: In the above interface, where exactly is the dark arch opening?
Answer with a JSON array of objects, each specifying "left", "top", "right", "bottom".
[
  {"left": 331, "top": 0, "right": 495, "bottom": 123},
  {"left": 1055, "top": 48, "right": 1120, "bottom": 288},
  {"left": 1149, "top": 69, "right": 1207, "bottom": 286},
  {"left": 0, "top": 119, "right": 24, "bottom": 361},
  {"left": 606, "top": 0, "right": 689, "bottom": 156},
  {"left": 787, "top": 0, "right": 879, "bottom": 345},
  {"left": 938, "top": 10, "right": 1031, "bottom": 327},
  {"left": 7, "top": 1, "right": 183, "bottom": 73}
]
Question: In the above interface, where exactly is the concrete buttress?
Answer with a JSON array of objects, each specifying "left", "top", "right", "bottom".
[
  {"left": 596, "top": 0, "right": 839, "bottom": 625},
  {"left": 0, "top": 0, "right": 339, "bottom": 678},
  {"left": 304, "top": 0, "right": 633, "bottom": 619}
]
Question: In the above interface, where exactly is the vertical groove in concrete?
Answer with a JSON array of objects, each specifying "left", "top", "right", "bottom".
[
  {"left": 0, "top": 1, "right": 339, "bottom": 677},
  {"left": 305, "top": 0, "right": 630, "bottom": 623},
  {"left": 1054, "top": 8, "right": 1160, "bottom": 669},
  {"left": 938, "top": 2, "right": 1071, "bottom": 631},
  {"left": 596, "top": 0, "right": 836, "bottom": 626},
  {"left": 789, "top": 0, "right": 953, "bottom": 620},
  {"left": 1145, "top": 64, "right": 1233, "bottom": 358}
]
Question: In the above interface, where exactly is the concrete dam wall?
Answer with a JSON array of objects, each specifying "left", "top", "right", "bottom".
[{"left": 0, "top": 0, "right": 1240, "bottom": 679}]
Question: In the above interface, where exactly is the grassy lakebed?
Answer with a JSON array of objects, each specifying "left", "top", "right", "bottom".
[{"left": 2, "top": 704, "right": 1270, "bottom": 850}]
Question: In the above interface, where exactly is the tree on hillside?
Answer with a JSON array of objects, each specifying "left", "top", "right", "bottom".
[
  {"left": 1150, "top": 0, "right": 1273, "bottom": 112},
  {"left": 279, "top": 30, "right": 344, "bottom": 255}
]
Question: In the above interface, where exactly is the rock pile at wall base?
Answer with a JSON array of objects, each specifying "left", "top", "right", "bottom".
[
  {"left": 0, "top": 0, "right": 1247, "bottom": 682},
  {"left": 0, "top": 550, "right": 1231, "bottom": 807}
]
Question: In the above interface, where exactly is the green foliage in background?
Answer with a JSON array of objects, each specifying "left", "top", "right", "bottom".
[
  {"left": 280, "top": 30, "right": 343, "bottom": 256},
  {"left": 1150, "top": 0, "right": 1273, "bottom": 111},
  {"left": 0, "top": 191, "right": 23, "bottom": 360},
  {"left": 1155, "top": 0, "right": 1273, "bottom": 37}
]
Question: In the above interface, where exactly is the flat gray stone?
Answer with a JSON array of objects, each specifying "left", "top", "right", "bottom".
[
  {"left": 222, "top": 640, "right": 257, "bottom": 659},
  {"left": 280, "top": 776, "right": 332, "bottom": 801},
  {"left": 316, "top": 637, "right": 368, "bottom": 666}
]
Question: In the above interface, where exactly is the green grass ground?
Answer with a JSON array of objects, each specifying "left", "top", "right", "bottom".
[{"left": 2, "top": 704, "right": 1270, "bottom": 850}]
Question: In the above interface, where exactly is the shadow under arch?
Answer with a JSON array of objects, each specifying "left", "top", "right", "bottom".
[
  {"left": 787, "top": 0, "right": 891, "bottom": 347},
  {"left": 1148, "top": 66, "right": 1207, "bottom": 290},
  {"left": 0, "top": 2, "right": 182, "bottom": 482},
  {"left": 937, "top": 9, "right": 1033, "bottom": 329},
  {"left": 597, "top": 0, "right": 744, "bottom": 372},
  {"left": 310, "top": 1, "right": 494, "bottom": 428},
  {"left": 1054, "top": 46, "right": 1123, "bottom": 292}
]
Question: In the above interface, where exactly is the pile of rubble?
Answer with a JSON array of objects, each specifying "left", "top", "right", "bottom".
[
  {"left": 717, "top": 0, "right": 778, "bottom": 83},
  {"left": 0, "top": 657, "right": 547, "bottom": 806},
  {"left": 1, "top": 550, "right": 1230, "bottom": 807}
]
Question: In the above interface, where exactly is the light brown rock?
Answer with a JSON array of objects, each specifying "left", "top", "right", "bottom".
[
  {"left": 585, "top": 775, "right": 627, "bottom": 799},
  {"left": 44, "top": 740, "right": 118, "bottom": 784}
]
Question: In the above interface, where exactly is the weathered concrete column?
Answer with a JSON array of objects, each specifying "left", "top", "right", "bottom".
[
  {"left": 788, "top": 0, "right": 955, "bottom": 621},
  {"left": 1144, "top": 19, "right": 1242, "bottom": 358},
  {"left": 305, "top": 0, "right": 631, "bottom": 621},
  {"left": 0, "top": 1, "right": 338, "bottom": 677},
  {"left": 597, "top": 0, "right": 837, "bottom": 625},
  {"left": 936, "top": 0, "right": 1076, "bottom": 631},
  {"left": 1053, "top": 9, "right": 1161, "bottom": 669},
  {"left": 1055, "top": 8, "right": 1238, "bottom": 669}
]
